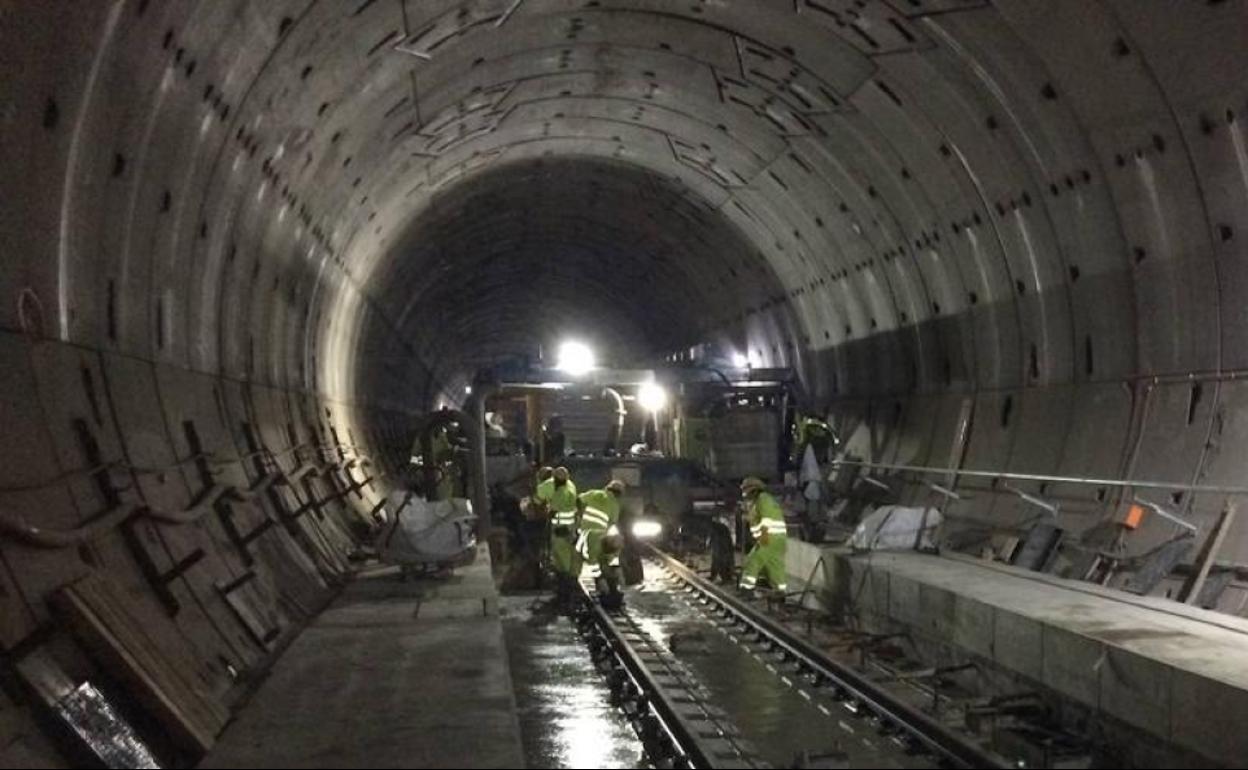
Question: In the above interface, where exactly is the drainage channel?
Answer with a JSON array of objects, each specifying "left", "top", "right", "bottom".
[{"left": 575, "top": 550, "right": 1010, "bottom": 769}]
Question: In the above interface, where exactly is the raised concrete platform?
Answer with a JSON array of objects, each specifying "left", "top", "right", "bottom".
[
  {"left": 788, "top": 540, "right": 1248, "bottom": 767},
  {"left": 201, "top": 547, "right": 524, "bottom": 769}
]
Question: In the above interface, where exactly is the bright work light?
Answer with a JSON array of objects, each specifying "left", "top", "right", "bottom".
[
  {"left": 637, "top": 381, "right": 668, "bottom": 412},
  {"left": 556, "top": 341, "right": 595, "bottom": 375},
  {"left": 631, "top": 519, "right": 663, "bottom": 539}
]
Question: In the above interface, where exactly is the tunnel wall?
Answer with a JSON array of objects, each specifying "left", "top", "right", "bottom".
[
  {"left": 0, "top": 4, "right": 442, "bottom": 762},
  {"left": 3, "top": 0, "right": 1248, "bottom": 762},
  {"left": 0, "top": 327, "right": 410, "bottom": 763}
]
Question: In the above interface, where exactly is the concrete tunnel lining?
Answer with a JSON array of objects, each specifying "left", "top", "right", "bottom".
[
  {"left": 9, "top": 0, "right": 1243, "bottom": 538},
  {"left": 3, "top": 0, "right": 1248, "bottom": 765}
]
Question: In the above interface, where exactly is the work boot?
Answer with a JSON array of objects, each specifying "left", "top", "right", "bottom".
[
  {"left": 554, "top": 575, "right": 569, "bottom": 609},
  {"left": 599, "top": 588, "right": 624, "bottom": 611}
]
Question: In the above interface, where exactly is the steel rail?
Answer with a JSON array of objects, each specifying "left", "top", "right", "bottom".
[
  {"left": 646, "top": 545, "right": 1009, "bottom": 770},
  {"left": 574, "top": 581, "right": 709, "bottom": 769}
]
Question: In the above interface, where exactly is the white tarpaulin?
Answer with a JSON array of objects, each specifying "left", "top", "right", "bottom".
[
  {"left": 377, "top": 493, "right": 477, "bottom": 566},
  {"left": 800, "top": 445, "right": 823, "bottom": 502},
  {"left": 799, "top": 444, "right": 822, "bottom": 483},
  {"left": 848, "top": 505, "right": 942, "bottom": 551}
]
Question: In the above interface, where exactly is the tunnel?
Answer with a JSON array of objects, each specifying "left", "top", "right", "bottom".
[{"left": 3, "top": 1, "right": 1248, "bottom": 768}]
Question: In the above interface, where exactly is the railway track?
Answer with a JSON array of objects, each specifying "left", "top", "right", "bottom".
[{"left": 575, "top": 546, "right": 1010, "bottom": 769}]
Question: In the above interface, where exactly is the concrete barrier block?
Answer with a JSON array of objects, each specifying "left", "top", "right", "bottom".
[
  {"left": 993, "top": 611, "right": 1043, "bottom": 681},
  {"left": 1170, "top": 668, "right": 1248, "bottom": 765},
  {"left": 844, "top": 559, "right": 888, "bottom": 622},
  {"left": 786, "top": 540, "right": 823, "bottom": 585},
  {"left": 888, "top": 573, "right": 921, "bottom": 626},
  {"left": 1100, "top": 647, "right": 1172, "bottom": 737},
  {"left": 953, "top": 596, "right": 995, "bottom": 659},
  {"left": 1041, "top": 626, "right": 1102, "bottom": 707},
  {"left": 917, "top": 583, "right": 957, "bottom": 642}
]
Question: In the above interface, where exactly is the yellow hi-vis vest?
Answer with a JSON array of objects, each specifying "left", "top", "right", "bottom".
[
  {"left": 536, "top": 479, "right": 578, "bottom": 528},
  {"left": 749, "top": 491, "right": 788, "bottom": 541},
  {"left": 578, "top": 488, "right": 619, "bottom": 532}
]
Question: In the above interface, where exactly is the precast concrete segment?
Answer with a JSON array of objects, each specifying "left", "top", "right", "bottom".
[
  {"left": 6, "top": 2, "right": 1248, "bottom": 569},
  {"left": 787, "top": 540, "right": 1248, "bottom": 768},
  {"left": 3, "top": 1, "right": 1248, "bottom": 763}
]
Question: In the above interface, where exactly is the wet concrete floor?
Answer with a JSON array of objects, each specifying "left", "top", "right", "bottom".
[
  {"left": 502, "top": 566, "right": 937, "bottom": 769},
  {"left": 500, "top": 594, "right": 649, "bottom": 769},
  {"left": 619, "top": 570, "right": 937, "bottom": 769},
  {"left": 202, "top": 558, "right": 524, "bottom": 768}
]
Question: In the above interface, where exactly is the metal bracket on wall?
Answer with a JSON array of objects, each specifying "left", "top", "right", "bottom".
[
  {"left": 120, "top": 519, "right": 204, "bottom": 616},
  {"left": 215, "top": 571, "right": 282, "bottom": 648},
  {"left": 218, "top": 503, "right": 278, "bottom": 565},
  {"left": 212, "top": 502, "right": 257, "bottom": 567}
]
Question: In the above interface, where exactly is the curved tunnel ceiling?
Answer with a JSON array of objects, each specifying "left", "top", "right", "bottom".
[
  {"left": 5, "top": 1, "right": 1248, "bottom": 559},
  {"left": 366, "top": 156, "right": 779, "bottom": 398}
]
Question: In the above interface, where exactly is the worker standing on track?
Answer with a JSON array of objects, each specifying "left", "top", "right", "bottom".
[
  {"left": 535, "top": 466, "right": 579, "bottom": 606},
  {"left": 576, "top": 479, "right": 626, "bottom": 609},
  {"left": 738, "top": 477, "right": 788, "bottom": 596}
]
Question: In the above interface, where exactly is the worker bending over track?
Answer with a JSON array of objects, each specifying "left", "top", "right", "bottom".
[
  {"left": 577, "top": 479, "right": 627, "bottom": 609},
  {"left": 739, "top": 477, "right": 788, "bottom": 595}
]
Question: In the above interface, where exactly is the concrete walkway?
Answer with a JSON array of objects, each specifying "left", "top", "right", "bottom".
[
  {"left": 788, "top": 541, "right": 1248, "bottom": 766},
  {"left": 201, "top": 548, "right": 524, "bottom": 769}
]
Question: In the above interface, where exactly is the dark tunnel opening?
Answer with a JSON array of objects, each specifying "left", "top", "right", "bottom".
[
  {"left": 3, "top": 1, "right": 1248, "bottom": 768},
  {"left": 352, "top": 156, "right": 787, "bottom": 422}
]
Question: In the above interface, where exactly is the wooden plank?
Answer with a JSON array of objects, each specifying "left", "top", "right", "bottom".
[
  {"left": 218, "top": 581, "right": 280, "bottom": 650},
  {"left": 83, "top": 578, "right": 230, "bottom": 728},
  {"left": 274, "top": 487, "right": 348, "bottom": 576},
  {"left": 70, "top": 578, "right": 227, "bottom": 730},
  {"left": 253, "top": 527, "right": 328, "bottom": 617},
  {"left": 297, "top": 515, "right": 349, "bottom": 576},
  {"left": 52, "top": 575, "right": 231, "bottom": 754},
  {"left": 1180, "top": 501, "right": 1237, "bottom": 604},
  {"left": 53, "top": 585, "right": 214, "bottom": 754}
]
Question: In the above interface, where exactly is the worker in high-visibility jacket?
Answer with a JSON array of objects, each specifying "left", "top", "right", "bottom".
[
  {"left": 739, "top": 477, "right": 788, "bottom": 594},
  {"left": 576, "top": 479, "right": 626, "bottom": 608},
  {"left": 536, "top": 466, "right": 579, "bottom": 605}
]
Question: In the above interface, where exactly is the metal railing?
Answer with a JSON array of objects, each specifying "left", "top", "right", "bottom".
[{"left": 829, "top": 459, "right": 1248, "bottom": 498}]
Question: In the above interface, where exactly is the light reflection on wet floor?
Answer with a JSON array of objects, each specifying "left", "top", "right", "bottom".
[
  {"left": 502, "top": 573, "right": 938, "bottom": 770},
  {"left": 500, "top": 595, "right": 649, "bottom": 770}
]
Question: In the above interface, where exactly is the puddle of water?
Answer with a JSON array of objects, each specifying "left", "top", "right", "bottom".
[{"left": 500, "top": 596, "right": 648, "bottom": 769}]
